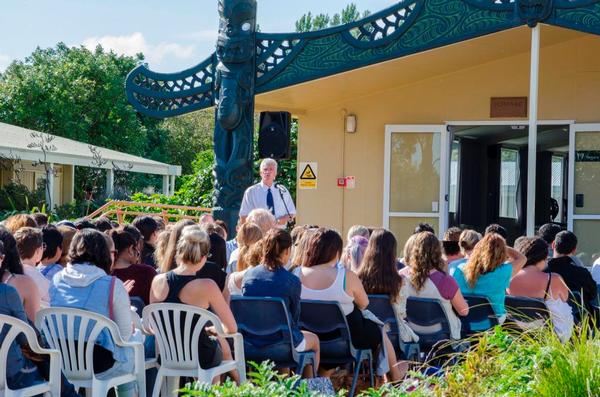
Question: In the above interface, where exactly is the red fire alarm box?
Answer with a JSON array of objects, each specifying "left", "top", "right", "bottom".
[{"left": 337, "top": 177, "right": 346, "bottom": 187}]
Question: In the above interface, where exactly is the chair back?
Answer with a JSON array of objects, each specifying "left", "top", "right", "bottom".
[
  {"left": 366, "top": 295, "right": 400, "bottom": 350},
  {"left": 230, "top": 296, "right": 300, "bottom": 368},
  {"left": 142, "top": 303, "right": 222, "bottom": 371},
  {"left": 299, "top": 300, "right": 355, "bottom": 363},
  {"left": 505, "top": 295, "right": 550, "bottom": 326},
  {"left": 1, "top": 314, "right": 60, "bottom": 396},
  {"left": 0, "top": 315, "right": 32, "bottom": 390},
  {"left": 405, "top": 297, "right": 452, "bottom": 348},
  {"left": 35, "top": 307, "right": 121, "bottom": 381},
  {"left": 461, "top": 294, "right": 499, "bottom": 335}
]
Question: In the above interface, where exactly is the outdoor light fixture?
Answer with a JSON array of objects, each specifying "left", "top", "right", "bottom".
[{"left": 345, "top": 114, "right": 357, "bottom": 133}]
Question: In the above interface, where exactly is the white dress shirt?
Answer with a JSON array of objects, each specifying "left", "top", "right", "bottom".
[{"left": 239, "top": 181, "right": 296, "bottom": 219}]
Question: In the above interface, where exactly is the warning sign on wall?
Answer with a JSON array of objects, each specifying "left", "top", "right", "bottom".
[{"left": 299, "top": 162, "right": 317, "bottom": 189}]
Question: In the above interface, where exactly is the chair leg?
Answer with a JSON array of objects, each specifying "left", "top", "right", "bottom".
[
  {"left": 151, "top": 372, "right": 163, "bottom": 397},
  {"left": 368, "top": 354, "right": 374, "bottom": 387},
  {"left": 349, "top": 360, "right": 361, "bottom": 397}
]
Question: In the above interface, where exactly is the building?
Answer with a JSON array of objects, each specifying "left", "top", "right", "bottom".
[
  {"left": 126, "top": 1, "right": 600, "bottom": 263},
  {"left": 0, "top": 122, "right": 181, "bottom": 207}
]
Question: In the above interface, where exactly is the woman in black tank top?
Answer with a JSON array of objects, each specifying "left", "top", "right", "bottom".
[{"left": 150, "top": 226, "right": 240, "bottom": 383}]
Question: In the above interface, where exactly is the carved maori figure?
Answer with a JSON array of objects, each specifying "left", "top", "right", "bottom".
[{"left": 212, "top": 0, "right": 257, "bottom": 232}]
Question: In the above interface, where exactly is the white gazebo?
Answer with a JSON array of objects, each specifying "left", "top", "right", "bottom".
[{"left": 0, "top": 122, "right": 181, "bottom": 207}]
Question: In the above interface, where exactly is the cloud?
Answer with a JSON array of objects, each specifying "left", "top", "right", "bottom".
[
  {"left": 177, "top": 30, "right": 218, "bottom": 42},
  {"left": 0, "top": 54, "right": 14, "bottom": 72},
  {"left": 81, "top": 32, "right": 196, "bottom": 65}
]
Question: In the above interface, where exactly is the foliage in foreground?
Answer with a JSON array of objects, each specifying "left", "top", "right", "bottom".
[{"left": 181, "top": 322, "right": 600, "bottom": 397}]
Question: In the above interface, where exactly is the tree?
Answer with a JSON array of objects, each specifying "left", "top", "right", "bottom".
[
  {"left": 295, "top": 3, "right": 370, "bottom": 32},
  {"left": 159, "top": 109, "right": 214, "bottom": 175},
  {"left": 0, "top": 43, "right": 186, "bottom": 198}
]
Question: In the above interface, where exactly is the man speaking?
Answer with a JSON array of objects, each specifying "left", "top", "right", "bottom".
[{"left": 239, "top": 158, "right": 296, "bottom": 227}]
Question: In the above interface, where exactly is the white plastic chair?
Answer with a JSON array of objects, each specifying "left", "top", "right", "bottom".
[
  {"left": 35, "top": 307, "right": 146, "bottom": 397},
  {"left": 142, "top": 303, "right": 246, "bottom": 397},
  {"left": 0, "top": 314, "right": 61, "bottom": 397}
]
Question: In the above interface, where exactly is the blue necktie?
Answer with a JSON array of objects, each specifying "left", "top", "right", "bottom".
[{"left": 266, "top": 188, "right": 275, "bottom": 216}]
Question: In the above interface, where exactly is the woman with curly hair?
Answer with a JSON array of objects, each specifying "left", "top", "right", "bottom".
[
  {"left": 451, "top": 232, "right": 526, "bottom": 323},
  {"left": 404, "top": 232, "right": 468, "bottom": 340}
]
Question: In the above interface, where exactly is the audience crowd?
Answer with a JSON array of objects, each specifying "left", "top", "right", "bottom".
[{"left": 0, "top": 209, "right": 597, "bottom": 395}]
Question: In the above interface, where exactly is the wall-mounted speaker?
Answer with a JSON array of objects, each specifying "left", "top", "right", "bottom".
[{"left": 258, "top": 111, "right": 291, "bottom": 160}]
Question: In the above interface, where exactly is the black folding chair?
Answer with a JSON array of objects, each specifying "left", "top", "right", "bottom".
[
  {"left": 299, "top": 300, "right": 373, "bottom": 397},
  {"left": 367, "top": 294, "right": 420, "bottom": 360},
  {"left": 230, "top": 296, "right": 317, "bottom": 376}
]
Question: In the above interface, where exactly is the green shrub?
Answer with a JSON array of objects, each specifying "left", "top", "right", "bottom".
[
  {"left": 180, "top": 361, "right": 344, "bottom": 397},
  {"left": 185, "top": 322, "right": 600, "bottom": 397}
]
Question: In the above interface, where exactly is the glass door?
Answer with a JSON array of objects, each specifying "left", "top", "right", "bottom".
[
  {"left": 568, "top": 124, "right": 600, "bottom": 264},
  {"left": 384, "top": 125, "right": 447, "bottom": 247}
]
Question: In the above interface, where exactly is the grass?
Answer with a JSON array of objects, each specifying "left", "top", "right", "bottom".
[{"left": 180, "top": 319, "right": 600, "bottom": 396}]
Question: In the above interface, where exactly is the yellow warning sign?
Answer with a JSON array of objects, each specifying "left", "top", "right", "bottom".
[{"left": 299, "top": 162, "right": 317, "bottom": 189}]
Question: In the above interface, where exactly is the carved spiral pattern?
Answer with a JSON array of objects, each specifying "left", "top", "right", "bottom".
[
  {"left": 256, "top": 39, "right": 303, "bottom": 78},
  {"left": 343, "top": 1, "right": 421, "bottom": 47},
  {"left": 125, "top": 57, "right": 215, "bottom": 117}
]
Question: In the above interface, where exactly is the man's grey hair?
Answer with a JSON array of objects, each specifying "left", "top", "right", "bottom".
[{"left": 260, "top": 158, "right": 278, "bottom": 170}]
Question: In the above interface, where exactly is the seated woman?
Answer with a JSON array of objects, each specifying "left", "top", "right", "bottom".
[
  {"left": 226, "top": 222, "right": 263, "bottom": 274},
  {"left": 404, "top": 232, "right": 469, "bottom": 341},
  {"left": 110, "top": 228, "right": 157, "bottom": 305},
  {"left": 150, "top": 225, "right": 239, "bottom": 383},
  {"left": 1, "top": 276, "right": 79, "bottom": 396},
  {"left": 227, "top": 239, "right": 263, "bottom": 297},
  {"left": 509, "top": 236, "right": 573, "bottom": 342},
  {"left": 0, "top": 226, "right": 40, "bottom": 321},
  {"left": 242, "top": 229, "right": 320, "bottom": 377},
  {"left": 49, "top": 229, "right": 141, "bottom": 397},
  {"left": 341, "top": 235, "right": 369, "bottom": 272},
  {"left": 357, "top": 229, "right": 418, "bottom": 346},
  {"left": 451, "top": 233, "right": 526, "bottom": 324},
  {"left": 293, "top": 228, "right": 404, "bottom": 381},
  {"left": 447, "top": 229, "right": 481, "bottom": 274}
]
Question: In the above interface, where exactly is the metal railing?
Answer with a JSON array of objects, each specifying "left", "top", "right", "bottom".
[{"left": 88, "top": 200, "right": 211, "bottom": 224}]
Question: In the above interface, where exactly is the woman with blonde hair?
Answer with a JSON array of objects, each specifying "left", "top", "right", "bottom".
[
  {"left": 451, "top": 233, "right": 526, "bottom": 322},
  {"left": 159, "top": 219, "right": 196, "bottom": 273},
  {"left": 447, "top": 229, "right": 481, "bottom": 273},
  {"left": 226, "top": 222, "right": 262, "bottom": 273},
  {"left": 150, "top": 225, "right": 239, "bottom": 383}
]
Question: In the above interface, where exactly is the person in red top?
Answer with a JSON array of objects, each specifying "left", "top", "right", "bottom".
[{"left": 109, "top": 228, "right": 157, "bottom": 304}]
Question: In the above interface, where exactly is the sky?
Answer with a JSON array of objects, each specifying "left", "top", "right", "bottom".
[{"left": 0, "top": 0, "right": 395, "bottom": 73}]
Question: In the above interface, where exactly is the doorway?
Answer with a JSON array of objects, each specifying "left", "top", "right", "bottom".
[{"left": 447, "top": 124, "right": 569, "bottom": 244}]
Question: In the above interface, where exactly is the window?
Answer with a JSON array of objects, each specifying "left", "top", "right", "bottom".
[
  {"left": 551, "top": 155, "right": 564, "bottom": 222},
  {"left": 449, "top": 140, "right": 460, "bottom": 214},
  {"left": 500, "top": 148, "right": 519, "bottom": 219}
]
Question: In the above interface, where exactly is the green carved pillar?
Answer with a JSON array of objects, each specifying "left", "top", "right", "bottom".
[{"left": 212, "top": 0, "right": 257, "bottom": 233}]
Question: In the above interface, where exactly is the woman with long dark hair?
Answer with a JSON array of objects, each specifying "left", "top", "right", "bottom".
[{"left": 358, "top": 229, "right": 418, "bottom": 344}]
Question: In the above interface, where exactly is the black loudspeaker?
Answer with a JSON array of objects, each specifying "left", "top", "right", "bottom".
[{"left": 258, "top": 111, "right": 291, "bottom": 159}]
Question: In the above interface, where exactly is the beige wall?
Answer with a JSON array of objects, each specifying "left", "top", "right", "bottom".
[{"left": 294, "top": 32, "right": 600, "bottom": 238}]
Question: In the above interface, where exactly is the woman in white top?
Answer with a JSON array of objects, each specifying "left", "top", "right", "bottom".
[
  {"left": 403, "top": 232, "right": 469, "bottom": 341},
  {"left": 509, "top": 236, "right": 573, "bottom": 342},
  {"left": 293, "top": 228, "right": 405, "bottom": 381},
  {"left": 226, "top": 222, "right": 262, "bottom": 274},
  {"left": 227, "top": 239, "right": 263, "bottom": 296}
]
